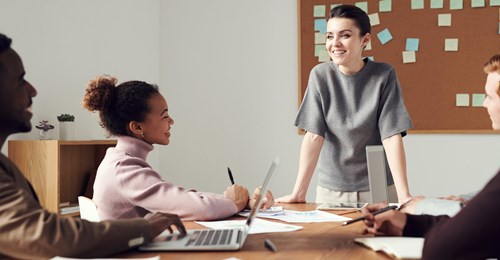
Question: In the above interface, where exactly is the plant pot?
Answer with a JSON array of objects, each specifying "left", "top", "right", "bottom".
[{"left": 59, "top": 122, "right": 75, "bottom": 140}]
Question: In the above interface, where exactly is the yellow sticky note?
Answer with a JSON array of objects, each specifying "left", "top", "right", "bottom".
[
  {"left": 314, "top": 5, "right": 326, "bottom": 17},
  {"left": 402, "top": 51, "right": 416, "bottom": 63},
  {"left": 456, "top": 94, "right": 469, "bottom": 107},
  {"left": 438, "top": 14, "right": 451, "bottom": 26},
  {"left": 368, "top": 13, "right": 380, "bottom": 26},
  {"left": 445, "top": 39, "right": 458, "bottom": 51},
  {"left": 315, "top": 32, "right": 326, "bottom": 44},
  {"left": 450, "top": 0, "right": 463, "bottom": 10},
  {"left": 318, "top": 49, "right": 331, "bottom": 62}
]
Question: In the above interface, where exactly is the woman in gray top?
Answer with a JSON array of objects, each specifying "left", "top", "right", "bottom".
[{"left": 277, "top": 5, "right": 413, "bottom": 204}]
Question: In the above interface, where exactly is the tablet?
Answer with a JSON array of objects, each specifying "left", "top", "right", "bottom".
[{"left": 316, "top": 202, "right": 368, "bottom": 210}]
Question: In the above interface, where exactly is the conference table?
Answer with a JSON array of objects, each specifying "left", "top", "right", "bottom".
[{"left": 117, "top": 203, "right": 396, "bottom": 259}]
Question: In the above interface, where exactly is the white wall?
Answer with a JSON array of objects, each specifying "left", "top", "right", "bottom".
[{"left": 1, "top": 0, "right": 499, "bottom": 203}]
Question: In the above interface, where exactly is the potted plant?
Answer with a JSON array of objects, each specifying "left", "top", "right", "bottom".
[
  {"left": 57, "top": 113, "right": 75, "bottom": 140},
  {"left": 35, "top": 120, "right": 54, "bottom": 140}
]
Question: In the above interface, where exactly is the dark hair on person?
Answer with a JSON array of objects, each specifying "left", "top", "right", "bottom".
[
  {"left": 330, "top": 5, "right": 371, "bottom": 36},
  {"left": 0, "top": 33, "right": 12, "bottom": 54},
  {"left": 82, "top": 75, "right": 160, "bottom": 136}
]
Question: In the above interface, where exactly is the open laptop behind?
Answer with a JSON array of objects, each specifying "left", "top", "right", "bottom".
[
  {"left": 139, "top": 158, "right": 279, "bottom": 251},
  {"left": 366, "top": 145, "right": 389, "bottom": 204}
]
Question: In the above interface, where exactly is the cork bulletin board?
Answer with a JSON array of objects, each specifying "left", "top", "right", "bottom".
[{"left": 298, "top": 0, "right": 500, "bottom": 133}]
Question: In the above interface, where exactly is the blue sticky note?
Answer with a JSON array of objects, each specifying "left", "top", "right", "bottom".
[
  {"left": 355, "top": 1, "right": 368, "bottom": 13},
  {"left": 430, "top": 0, "right": 444, "bottom": 9},
  {"left": 450, "top": 0, "right": 463, "bottom": 10},
  {"left": 377, "top": 28, "right": 393, "bottom": 45},
  {"left": 379, "top": 0, "right": 392, "bottom": 12},
  {"left": 471, "top": 0, "right": 485, "bottom": 7},
  {"left": 314, "top": 19, "right": 327, "bottom": 34},
  {"left": 314, "top": 5, "right": 326, "bottom": 17},
  {"left": 411, "top": 0, "right": 424, "bottom": 9},
  {"left": 406, "top": 38, "right": 420, "bottom": 51},
  {"left": 491, "top": 0, "right": 500, "bottom": 6}
]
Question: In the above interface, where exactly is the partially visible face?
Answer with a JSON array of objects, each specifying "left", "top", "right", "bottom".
[
  {"left": 140, "top": 93, "right": 174, "bottom": 145},
  {"left": 483, "top": 72, "right": 500, "bottom": 130},
  {"left": 326, "top": 17, "right": 370, "bottom": 74},
  {"left": 0, "top": 48, "right": 37, "bottom": 136}
]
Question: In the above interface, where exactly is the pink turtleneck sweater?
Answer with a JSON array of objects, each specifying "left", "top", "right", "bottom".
[{"left": 93, "top": 136, "right": 238, "bottom": 221}]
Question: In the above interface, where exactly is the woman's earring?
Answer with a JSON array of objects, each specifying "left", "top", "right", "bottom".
[{"left": 140, "top": 132, "right": 145, "bottom": 138}]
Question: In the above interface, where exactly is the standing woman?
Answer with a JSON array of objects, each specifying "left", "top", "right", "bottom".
[
  {"left": 277, "top": 5, "right": 413, "bottom": 204},
  {"left": 83, "top": 75, "right": 270, "bottom": 221}
]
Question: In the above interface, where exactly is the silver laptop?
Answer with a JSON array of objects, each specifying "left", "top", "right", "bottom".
[
  {"left": 366, "top": 145, "right": 389, "bottom": 204},
  {"left": 139, "top": 158, "right": 279, "bottom": 251}
]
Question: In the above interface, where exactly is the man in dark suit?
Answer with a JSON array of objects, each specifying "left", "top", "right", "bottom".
[{"left": 0, "top": 32, "right": 186, "bottom": 259}]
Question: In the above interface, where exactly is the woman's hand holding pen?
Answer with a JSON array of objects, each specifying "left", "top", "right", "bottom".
[
  {"left": 223, "top": 185, "right": 249, "bottom": 211},
  {"left": 361, "top": 203, "right": 407, "bottom": 236}
]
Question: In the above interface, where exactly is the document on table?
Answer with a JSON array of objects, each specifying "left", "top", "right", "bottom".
[
  {"left": 195, "top": 217, "right": 303, "bottom": 234},
  {"left": 239, "top": 209, "right": 352, "bottom": 223}
]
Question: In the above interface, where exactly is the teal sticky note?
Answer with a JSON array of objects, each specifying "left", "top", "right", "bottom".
[
  {"left": 356, "top": 1, "right": 368, "bottom": 13},
  {"left": 406, "top": 38, "right": 419, "bottom": 51},
  {"left": 456, "top": 94, "right": 469, "bottom": 107},
  {"left": 379, "top": 0, "right": 392, "bottom": 12},
  {"left": 471, "top": 0, "right": 485, "bottom": 7},
  {"left": 491, "top": 0, "right": 500, "bottom": 6},
  {"left": 318, "top": 49, "right": 331, "bottom": 62},
  {"left": 472, "top": 94, "right": 486, "bottom": 107},
  {"left": 366, "top": 56, "right": 375, "bottom": 61},
  {"left": 314, "top": 44, "right": 325, "bottom": 57},
  {"left": 314, "top": 19, "right": 327, "bottom": 34},
  {"left": 377, "top": 28, "right": 393, "bottom": 45},
  {"left": 430, "top": 0, "right": 444, "bottom": 9},
  {"left": 450, "top": 0, "right": 463, "bottom": 10},
  {"left": 411, "top": 0, "right": 424, "bottom": 9},
  {"left": 314, "top": 5, "right": 326, "bottom": 17}
]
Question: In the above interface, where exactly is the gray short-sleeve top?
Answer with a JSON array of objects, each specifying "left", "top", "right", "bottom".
[{"left": 295, "top": 58, "right": 413, "bottom": 191}]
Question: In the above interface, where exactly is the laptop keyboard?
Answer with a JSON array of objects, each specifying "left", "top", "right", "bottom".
[{"left": 186, "top": 229, "right": 234, "bottom": 247}]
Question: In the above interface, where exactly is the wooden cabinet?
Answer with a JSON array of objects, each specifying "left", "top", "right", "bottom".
[{"left": 8, "top": 140, "right": 116, "bottom": 215}]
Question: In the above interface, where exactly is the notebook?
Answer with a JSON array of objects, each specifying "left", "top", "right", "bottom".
[
  {"left": 139, "top": 158, "right": 279, "bottom": 251},
  {"left": 355, "top": 237, "right": 424, "bottom": 259}
]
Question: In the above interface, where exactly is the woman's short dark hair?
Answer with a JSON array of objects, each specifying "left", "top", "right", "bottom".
[
  {"left": 330, "top": 5, "right": 371, "bottom": 36},
  {"left": 82, "top": 75, "right": 160, "bottom": 137}
]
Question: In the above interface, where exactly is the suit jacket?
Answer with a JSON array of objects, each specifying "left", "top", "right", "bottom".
[{"left": 0, "top": 153, "right": 152, "bottom": 259}]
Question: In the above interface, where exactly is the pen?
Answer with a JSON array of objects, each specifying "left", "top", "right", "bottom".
[
  {"left": 227, "top": 167, "right": 235, "bottom": 185},
  {"left": 341, "top": 205, "right": 398, "bottom": 226},
  {"left": 264, "top": 239, "right": 278, "bottom": 252}
]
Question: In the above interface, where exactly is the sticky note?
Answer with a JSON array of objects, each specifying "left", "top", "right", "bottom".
[
  {"left": 456, "top": 94, "right": 469, "bottom": 107},
  {"left": 356, "top": 2, "right": 368, "bottom": 13},
  {"left": 379, "top": 0, "right": 392, "bottom": 12},
  {"left": 431, "top": 0, "right": 444, "bottom": 8},
  {"left": 498, "top": 22, "right": 500, "bottom": 34},
  {"left": 406, "top": 38, "right": 420, "bottom": 51},
  {"left": 315, "top": 44, "right": 325, "bottom": 56},
  {"left": 314, "top": 5, "right": 326, "bottom": 17},
  {"left": 471, "top": 0, "right": 485, "bottom": 7},
  {"left": 318, "top": 49, "right": 331, "bottom": 62},
  {"left": 445, "top": 39, "right": 459, "bottom": 51},
  {"left": 438, "top": 14, "right": 452, "bottom": 26},
  {"left": 366, "top": 56, "right": 375, "bottom": 61},
  {"left": 402, "top": 51, "right": 416, "bottom": 63},
  {"left": 411, "top": 0, "right": 424, "bottom": 9},
  {"left": 450, "top": 0, "right": 463, "bottom": 10},
  {"left": 314, "top": 19, "right": 327, "bottom": 34},
  {"left": 472, "top": 94, "right": 486, "bottom": 107},
  {"left": 365, "top": 40, "right": 372, "bottom": 51},
  {"left": 377, "top": 28, "right": 393, "bottom": 45},
  {"left": 491, "top": 0, "right": 500, "bottom": 6},
  {"left": 315, "top": 32, "right": 326, "bottom": 44},
  {"left": 369, "top": 13, "right": 380, "bottom": 26}
]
